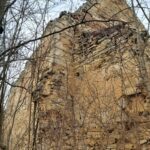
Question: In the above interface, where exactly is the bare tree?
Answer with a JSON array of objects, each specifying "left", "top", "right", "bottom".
[{"left": 1, "top": 0, "right": 150, "bottom": 149}]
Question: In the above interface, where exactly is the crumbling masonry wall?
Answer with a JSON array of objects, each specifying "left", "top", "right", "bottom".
[{"left": 4, "top": 0, "right": 150, "bottom": 150}]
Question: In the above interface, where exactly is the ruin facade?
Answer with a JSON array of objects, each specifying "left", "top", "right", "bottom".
[{"left": 4, "top": 0, "right": 150, "bottom": 149}]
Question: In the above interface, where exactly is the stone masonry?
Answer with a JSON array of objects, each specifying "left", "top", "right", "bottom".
[{"left": 4, "top": 0, "right": 150, "bottom": 150}]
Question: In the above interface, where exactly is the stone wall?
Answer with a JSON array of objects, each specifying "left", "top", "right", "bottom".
[{"left": 4, "top": 0, "right": 150, "bottom": 150}]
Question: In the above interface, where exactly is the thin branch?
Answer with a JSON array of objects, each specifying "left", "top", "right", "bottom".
[
  {"left": 136, "top": 0, "right": 150, "bottom": 23},
  {"left": 1, "top": 79, "right": 28, "bottom": 91},
  {"left": 0, "top": 0, "right": 18, "bottom": 23}
]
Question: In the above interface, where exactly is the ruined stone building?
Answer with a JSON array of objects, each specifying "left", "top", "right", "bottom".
[{"left": 3, "top": 0, "right": 150, "bottom": 149}]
